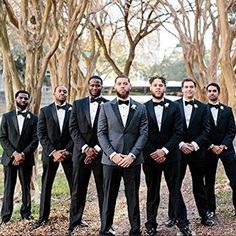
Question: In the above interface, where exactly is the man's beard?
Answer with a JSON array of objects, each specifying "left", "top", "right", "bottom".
[
  {"left": 16, "top": 102, "right": 28, "bottom": 110},
  {"left": 151, "top": 91, "right": 164, "bottom": 100},
  {"left": 116, "top": 90, "right": 129, "bottom": 99}
]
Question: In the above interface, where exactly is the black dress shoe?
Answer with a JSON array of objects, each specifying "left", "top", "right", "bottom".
[
  {"left": 207, "top": 211, "right": 215, "bottom": 218},
  {"left": 146, "top": 227, "right": 157, "bottom": 236},
  {"left": 79, "top": 219, "right": 88, "bottom": 227},
  {"left": 180, "top": 226, "right": 192, "bottom": 236},
  {"left": 22, "top": 215, "right": 34, "bottom": 220},
  {"left": 108, "top": 226, "right": 116, "bottom": 235},
  {"left": 165, "top": 218, "right": 176, "bottom": 228},
  {"left": 0, "top": 220, "right": 9, "bottom": 227},
  {"left": 201, "top": 217, "right": 215, "bottom": 226},
  {"left": 32, "top": 219, "right": 48, "bottom": 229}
]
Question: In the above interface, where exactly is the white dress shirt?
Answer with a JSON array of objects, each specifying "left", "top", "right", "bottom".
[
  {"left": 118, "top": 98, "right": 130, "bottom": 127},
  {"left": 16, "top": 108, "right": 27, "bottom": 135},
  {"left": 210, "top": 103, "right": 219, "bottom": 126},
  {"left": 183, "top": 99, "right": 193, "bottom": 128},
  {"left": 153, "top": 98, "right": 164, "bottom": 131},
  {"left": 90, "top": 98, "right": 99, "bottom": 127},
  {"left": 55, "top": 102, "right": 66, "bottom": 133}
]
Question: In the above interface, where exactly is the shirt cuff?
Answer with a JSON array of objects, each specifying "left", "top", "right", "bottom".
[
  {"left": 191, "top": 141, "right": 199, "bottom": 151},
  {"left": 11, "top": 151, "right": 17, "bottom": 158},
  {"left": 129, "top": 153, "right": 136, "bottom": 160},
  {"left": 82, "top": 144, "right": 89, "bottom": 153},
  {"left": 179, "top": 141, "right": 185, "bottom": 149},
  {"left": 49, "top": 149, "right": 56, "bottom": 157},
  {"left": 110, "top": 152, "right": 117, "bottom": 160},
  {"left": 208, "top": 144, "right": 214, "bottom": 150},
  {"left": 94, "top": 145, "right": 101, "bottom": 153},
  {"left": 162, "top": 147, "right": 169, "bottom": 155}
]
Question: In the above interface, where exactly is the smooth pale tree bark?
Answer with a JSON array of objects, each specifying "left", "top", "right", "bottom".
[{"left": 217, "top": 0, "right": 236, "bottom": 114}]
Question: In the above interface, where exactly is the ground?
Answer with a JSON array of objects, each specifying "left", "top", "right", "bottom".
[{"left": 0, "top": 162, "right": 235, "bottom": 236}]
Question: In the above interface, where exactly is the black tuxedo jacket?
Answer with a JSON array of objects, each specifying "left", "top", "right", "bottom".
[
  {"left": 207, "top": 103, "right": 236, "bottom": 157},
  {"left": 69, "top": 96, "right": 108, "bottom": 162},
  {"left": 0, "top": 110, "right": 38, "bottom": 167},
  {"left": 176, "top": 98, "right": 210, "bottom": 160},
  {"left": 144, "top": 98, "right": 183, "bottom": 164},
  {"left": 37, "top": 103, "right": 73, "bottom": 163}
]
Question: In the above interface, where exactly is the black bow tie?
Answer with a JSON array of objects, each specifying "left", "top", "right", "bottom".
[
  {"left": 56, "top": 105, "right": 67, "bottom": 110},
  {"left": 91, "top": 97, "right": 102, "bottom": 103},
  {"left": 153, "top": 101, "right": 164, "bottom": 107},
  {"left": 17, "top": 111, "right": 27, "bottom": 117},
  {"left": 209, "top": 104, "right": 220, "bottom": 109},
  {"left": 118, "top": 100, "right": 129, "bottom": 106},
  {"left": 184, "top": 100, "right": 194, "bottom": 106}
]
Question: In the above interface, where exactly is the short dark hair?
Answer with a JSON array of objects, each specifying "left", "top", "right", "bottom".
[
  {"left": 181, "top": 77, "right": 196, "bottom": 88},
  {"left": 88, "top": 75, "right": 103, "bottom": 85},
  {"left": 206, "top": 82, "right": 220, "bottom": 93},
  {"left": 115, "top": 74, "right": 130, "bottom": 83},
  {"left": 15, "top": 90, "right": 30, "bottom": 99},
  {"left": 53, "top": 85, "right": 68, "bottom": 93},
  {"left": 149, "top": 75, "right": 167, "bottom": 86}
]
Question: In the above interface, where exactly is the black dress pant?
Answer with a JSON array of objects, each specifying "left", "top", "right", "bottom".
[
  {"left": 143, "top": 160, "right": 188, "bottom": 230},
  {"left": 69, "top": 158, "right": 103, "bottom": 229},
  {"left": 206, "top": 152, "right": 236, "bottom": 212},
  {"left": 100, "top": 164, "right": 141, "bottom": 236},
  {"left": 1, "top": 165, "right": 32, "bottom": 221},
  {"left": 39, "top": 158, "right": 73, "bottom": 222}
]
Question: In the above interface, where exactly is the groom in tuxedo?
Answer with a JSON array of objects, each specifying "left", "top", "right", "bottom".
[
  {"left": 143, "top": 76, "right": 191, "bottom": 236},
  {"left": 34, "top": 85, "right": 73, "bottom": 228},
  {"left": 205, "top": 82, "right": 236, "bottom": 217},
  {"left": 97, "top": 75, "right": 148, "bottom": 236},
  {"left": 67, "top": 75, "right": 108, "bottom": 235},
  {"left": 0, "top": 90, "right": 38, "bottom": 225}
]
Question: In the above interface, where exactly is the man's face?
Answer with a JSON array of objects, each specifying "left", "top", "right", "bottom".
[
  {"left": 115, "top": 77, "right": 132, "bottom": 99},
  {"left": 16, "top": 92, "right": 30, "bottom": 110},
  {"left": 88, "top": 78, "right": 102, "bottom": 98},
  {"left": 182, "top": 81, "right": 196, "bottom": 100},
  {"left": 54, "top": 85, "right": 68, "bottom": 104},
  {"left": 150, "top": 78, "right": 166, "bottom": 100},
  {"left": 207, "top": 85, "right": 219, "bottom": 102}
]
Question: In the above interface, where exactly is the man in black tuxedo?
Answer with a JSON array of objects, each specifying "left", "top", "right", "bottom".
[
  {"left": 34, "top": 85, "right": 73, "bottom": 228},
  {"left": 67, "top": 76, "right": 108, "bottom": 235},
  {"left": 205, "top": 82, "right": 236, "bottom": 217},
  {"left": 143, "top": 76, "right": 191, "bottom": 236},
  {"left": 168, "top": 78, "right": 214, "bottom": 227},
  {"left": 97, "top": 75, "right": 148, "bottom": 236},
  {"left": 0, "top": 90, "right": 38, "bottom": 225}
]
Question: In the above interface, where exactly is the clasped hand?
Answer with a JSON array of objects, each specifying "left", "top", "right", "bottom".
[
  {"left": 84, "top": 147, "right": 98, "bottom": 165},
  {"left": 150, "top": 149, "right": 166, "bottom": 163},
  {"left": 52, "top": 149, "right": 70, "bottom": 162},
  {"left": 112, "top": 154, "right": 134, "bottom": 168},
  {"left": 12, "top": 152, "right": 25, "bottom": 166}
]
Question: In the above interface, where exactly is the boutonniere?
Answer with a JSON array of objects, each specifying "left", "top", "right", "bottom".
[
  {"left": 193, "top": 104, "right": 198, "bottom": 109},
  {"left": 68, "top": 107, "right": 72, "bottom": 111},
  {"left": 26, "top": 113, "right": 31, "bottom": 119},
  {"left": 220, "top": 105, "right": 224, "bottom": 111},
  {"left": 164, "top": 103, "right": 169, "bottom": 108},
  {"left": 131, "top": 104, "right": 137, "bottom": 110}
]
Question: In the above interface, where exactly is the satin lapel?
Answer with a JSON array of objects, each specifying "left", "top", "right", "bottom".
[
  {"left": 111, "top": 99, "right": 123, "bottom": 127},
  {"left": 161, "top": 99, "right": 169, "bottom": 127},
  {"left": 189, "top": 103, "right": 197, "bottom": 127},
  {"left": 124, "top": 101, "right": 136, "bottom": 130},
  {"left": 21, "top": 114, "right": 30, "bottom": 135},
  {"left": 12, "top": 111, "right": 20, "bottom": 134},
  {"left": 216, "top": 104, "right": 223, "bottom": 126},
  {"left": 61, "top": 104, "right": 71, "bottom": 133},
  {"left": 84, "top": 98, "right": 92, "bottom": 127},
  {"left": 147, "top": 101, "right": 158, "bottom": 128},
  {"left": 51, "top": 105, "right": 60, "bottom": 129},
  {"left": 179, "top": 100, "right": 187, "bottom": 129}
]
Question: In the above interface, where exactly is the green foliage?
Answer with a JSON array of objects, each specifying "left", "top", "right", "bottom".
[{"left": 52, "top": 173, "right": 70, "bottom": 197}]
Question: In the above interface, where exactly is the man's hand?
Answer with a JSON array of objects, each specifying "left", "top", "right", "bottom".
[
  {"left": 111, "top": 153, "right": 124, "bottom": 165},
  {"left": 118, "top": 154, "right": 134, "bottom": 168},
  {"left": 150, "top": 149, "right": 166, "bottom": 163},
  {"left": 211, "top": 145, "right": 224, "bottom": 155},
  {"left": 180, "top": 143, "right": 194, "bottom": 155},
  {"left": 12, "top": 152, "right": 25, "bottom": 166},
  {"left": 84, "top": 147, "right": 98, "bottom": 165},
  {"left": 52, "top": 150, "right": 67, "bottom": 162}
]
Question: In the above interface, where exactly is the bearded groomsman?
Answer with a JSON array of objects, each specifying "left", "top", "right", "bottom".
[
  {"left": 0, "top": 90, "right": 38, "bottom": 225},
  {"left": 205, "top": 82, "right": 236, "bottom": 217},
  {"left": 98, "top": 75, "right": 148, "bottom": 236},
  {"left": 143, "top": 76, "right": 191, "bottom": 236},
  {"left": 67, "top": 76, "right": 108, "bottom": 235},
  {"left": 34, "top": 85, "right": 73, "bottom": 228}
]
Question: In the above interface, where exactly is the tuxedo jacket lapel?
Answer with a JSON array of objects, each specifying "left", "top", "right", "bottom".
[
  {"left": 179, "top": 100, "right": 187, "bottom": 129},
  {"left": 51, "top": 105, "right": 60, "bottom": 131},
  {"left": 84, "top": 98, "right": 92, "bottom": 127},
  {"left": 161, "top": 99, "right": 169, "bottom": 128},
  {"left": 21, "top": 114, "right": 30, "bottom": 135},
  {"left": 12, "top": 111, "right": 20, "bottom": 134},
  {"left": 216, "top": 104, "right": 223, "bottom": 126},
  {"left": 125, "top": 102, "right": 135, "bottom": 130},
  {"left": 111, "top": 99, "right": 124, "bottom": 127},
  {"left": 146, "top": 101, "right": 158, "bottom": 128},
  {"left": 61, "top": 104, "right": 71, "bottom": 133}
]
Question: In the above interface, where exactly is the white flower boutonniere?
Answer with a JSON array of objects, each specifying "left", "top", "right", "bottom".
[
  {"left": 220, "top": 105, "right": 224, "bottom": 111},
  {"left": 26, "top": 113, "right": 31, "bottom": 119},
  {"left": 164, "top": 103, "right": 169, "bottom": 108},
  {"left": 193, "top": 104, "right": 198, "bottom": 109},
  {"left": 68, "top": 107, "right": 72, "bottom": 111},
  {"left": 131, "top": 104, "right": 137, "bottom": 110}
]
